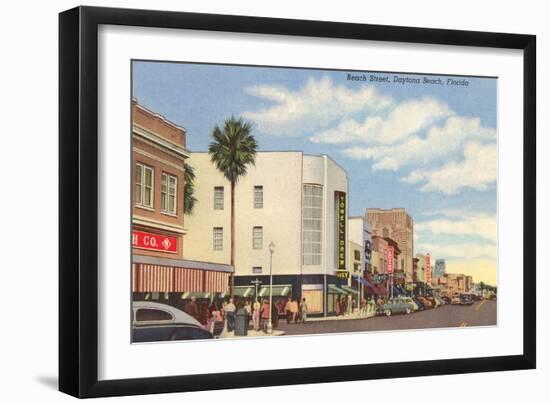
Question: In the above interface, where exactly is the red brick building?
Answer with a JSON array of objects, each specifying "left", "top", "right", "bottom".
[{"left": 131, "top": 100, "right": 232, "bottom": 305}]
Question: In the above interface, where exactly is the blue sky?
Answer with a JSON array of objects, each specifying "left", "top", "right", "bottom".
[{"left": 133, "top": 61, "right": 498, "bottom": 284}]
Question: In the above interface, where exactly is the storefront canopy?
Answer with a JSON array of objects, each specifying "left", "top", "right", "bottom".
[
  {"left": 328, "top": 284, "right": 348, "bottom": 295},
  {"left": 340, "top": 285, "right": 360, "bottom": 295},
  {"left": 233, "top": 286, "right": 255, "bottom": 298},
  {"left": 132, "top": 262, "right": 230, "bottom": 293},
  {"left": 180, "top": 292, "right": 213, "bottom": 299},
  {"left": 360, "top": 274, "right": 387, "bottom": 296},
  {"left": 355, "top": 276, "right": 372, "bottom": 287},
  {"left": 258, "top": 285, "right": 292, "bottom": 297}
]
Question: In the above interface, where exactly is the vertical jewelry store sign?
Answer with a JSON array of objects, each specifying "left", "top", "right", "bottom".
[{"left": 336, "top": 191, "right": 347, "bottom": 279}]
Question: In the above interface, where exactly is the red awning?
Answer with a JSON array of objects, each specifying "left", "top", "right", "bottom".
[
  {"left": 363, "top": 273, "right": 389, "bottom": 296},
  {"left": 174, "top": 267, "right": 202, "bottom": 292},
  {"left": 133, "top": 263, "right": 229, "bottom": 293},
  {"left": 375, "top": 283, "right": 389, "bottom": 296},
  {"left": 204, "top": 270, "right": 229, "bottom": 293},
  {"left": 135, "top": 264, "right": 174, "bottom": 292}
]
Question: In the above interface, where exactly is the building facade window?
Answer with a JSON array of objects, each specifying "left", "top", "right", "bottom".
[
  {"left": 214, "top": 186, "right": 224, "bottom": 210},
  {"left": 252, "top": 266, "right": 262, "bottom": 274},
  {"left": 254, "top": 185, "right": 263, "bottom": 209},
  {"left": 161, "top": 172, "right": 177, "bottom": 214},
  {"left": 354, "top": 249, "right": 361, "bottom": 261},
  {"left": 252, "top": 226, "right": 263, "bottom": 250},
  {"left": 136, "top": 163, "right": 154, "bottom": 208},
  {"left": 213, "top": 227, "right": 223, "bottom": 251},
  {"left": 302, "top": 184, "right": 323, "bottom": 266}
]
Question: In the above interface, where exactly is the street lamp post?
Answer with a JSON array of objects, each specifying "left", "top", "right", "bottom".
[{"left": 267, "top": 241, "right": 275, "bottom": 334}]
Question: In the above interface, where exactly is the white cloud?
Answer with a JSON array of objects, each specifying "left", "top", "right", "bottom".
[
  {"left": 415, "top": 212, "right": 497, "bottom": 243},
  {"left": 415, "top": 210, "right": 497, "bottom": 263},
  {"left": 402, "top": 141, "right": 497, "bottom": 194},
  {"left": 242, "top": 76, "right": 392, "bottom": 136},
  {"left": 341, "top": 116, "right": 496, "bottom": 171},
  {"left": 310, "top": 96, "right": 452, "bottom": 145},
  {"left": 241, "top": 76, "right": 496, "bottom": 195}
]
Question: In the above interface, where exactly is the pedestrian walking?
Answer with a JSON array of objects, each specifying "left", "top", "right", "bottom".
[
  {"left": 244, "top": 300, "right": 252, "bottom": 330},
  {"left": 252, "top": 299, "right": 261, "bottom": 331},
  {"left": 224, "top": 298, "right": 236, "bottom": 332},
  {"left": 184, "top": 296, "right": 199, "bottom": 321},
  {"left": 341, "top": 296, "right": 348, "bottom": 316},
  {"left": 290, "top": 298, "right": 299, "bottom": 323},
  {"left": 299, "top": 298, "right": 308, "bottom": 323},
  {"left": 284, "top": 298, "right": 292, "bottom": 324},
  {"left": 271, "top": 301, "right": 279, "bottom": 329},
  {"left": 360, "top": 299, "right": 367, "bottom": 316}
]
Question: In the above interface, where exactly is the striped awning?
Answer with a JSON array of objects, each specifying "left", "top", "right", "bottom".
[
  {"left": 132, "top": 263, "right": 229, "bottom": 293},
  {"left": 133, "top": 264, "right": 174, "bottom": 292}
]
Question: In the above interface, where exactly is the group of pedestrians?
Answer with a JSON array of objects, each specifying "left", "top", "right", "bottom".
[
  {"left": 335, "top": 295, "right": 354, "bottom": 316},
  {"left": 186, "top": 295, "right": 311, "bottom": 336},
  {"left": 248, "top": 298, "right": 278, "bottom": 331},
  {"left": 284, "top": 297, "right": 308, "bottom": 324}
]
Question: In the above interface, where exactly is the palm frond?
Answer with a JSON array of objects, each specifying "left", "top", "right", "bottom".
[
  {"left": 208, "top": 116, "right": 258, "bottom": 184},
  {"left": 183, "top": 162, "right": 197, "bottom": 214}
]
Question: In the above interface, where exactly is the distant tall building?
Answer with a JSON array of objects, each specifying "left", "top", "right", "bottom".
[
  {"left": 366, "top": 208, "right": 414, "bottom": 284},
  {"left": 434, "top": 259, "right": 446, "bottom": 278}
]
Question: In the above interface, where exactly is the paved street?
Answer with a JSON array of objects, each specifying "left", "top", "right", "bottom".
[{"left": 277, "top": 300, "right": 497, "bottom": 335}]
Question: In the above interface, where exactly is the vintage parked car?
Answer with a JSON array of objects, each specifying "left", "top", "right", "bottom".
[
  {"left": 428, "top": 296, "right": 441, "bottom": 307},
  {"left": 412, "top": 297, "right": 426, "bottom": 310},
  {"left": 402, "top": 296, "right": 419, "bottom": 311},
  {"left": 133, "top": 323, "right": 213, "bottom": 342},
  {"left": 460, "top": 293, "right": 474, "bottom": 305},
  {"left": 132, "top": 300, "right": 202, "bottom": 326},
  {"left": 132, "top": 301, "right": 214, "bottom": 342},
  {"left": 377, "top": 298, "right": 416, "bottom": 316},
  {"left": 451, "top": 293, "right": 461, "bottom": 305},
  {"left": 417, "top": 296, "right": 433, "bottom": 309}
]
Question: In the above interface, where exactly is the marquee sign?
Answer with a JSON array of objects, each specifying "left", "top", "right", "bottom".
[
  {"left": 336, "top": 191, "right": 346, "bottom": 270},
  {"left": 426, "top": 253, "right": 431, "bottom": 285},
  {"left": 386, "top": 245, "right": 394, "bottom": 274},
  {"left": 132, "top": 230, "right": 178, "bottom": 254},
  {"left": 336, "top": 270, "right": 349, "bottom": 279}
]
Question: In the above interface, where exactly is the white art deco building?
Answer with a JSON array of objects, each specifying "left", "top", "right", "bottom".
[{"left": 183, "top": 151, "right": 350, "bottom": 316}]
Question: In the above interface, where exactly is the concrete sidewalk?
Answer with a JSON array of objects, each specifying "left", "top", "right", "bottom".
[
  {"left": 305, "top": 309, "right": 377, "bottom": 323},
  {"left": 221, "top": 329, "right": 285, "bottom": 338}
]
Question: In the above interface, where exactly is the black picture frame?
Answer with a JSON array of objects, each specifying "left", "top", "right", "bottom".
[{"left": 59, "top": 6, "right": 536, "bottom": 398}]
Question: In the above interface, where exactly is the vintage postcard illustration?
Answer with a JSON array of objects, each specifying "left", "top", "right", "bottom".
[{"left": 130, "top": 61, "right": 497, "bottom": 342}]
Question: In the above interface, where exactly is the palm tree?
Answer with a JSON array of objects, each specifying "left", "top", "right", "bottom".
[
  {"left": 479, "top": 281, "right": 486, "bottom": 294},
  {"left": 208, "top": 116, "right": 258, "bottom": 297},
  {"left": 183, "top": 162, "right": 197, "bottom": 214}
]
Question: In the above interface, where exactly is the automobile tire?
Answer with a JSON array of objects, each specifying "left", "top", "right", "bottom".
[{"left": 385, "top": 309, "right": 392, "bottom": 317}]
